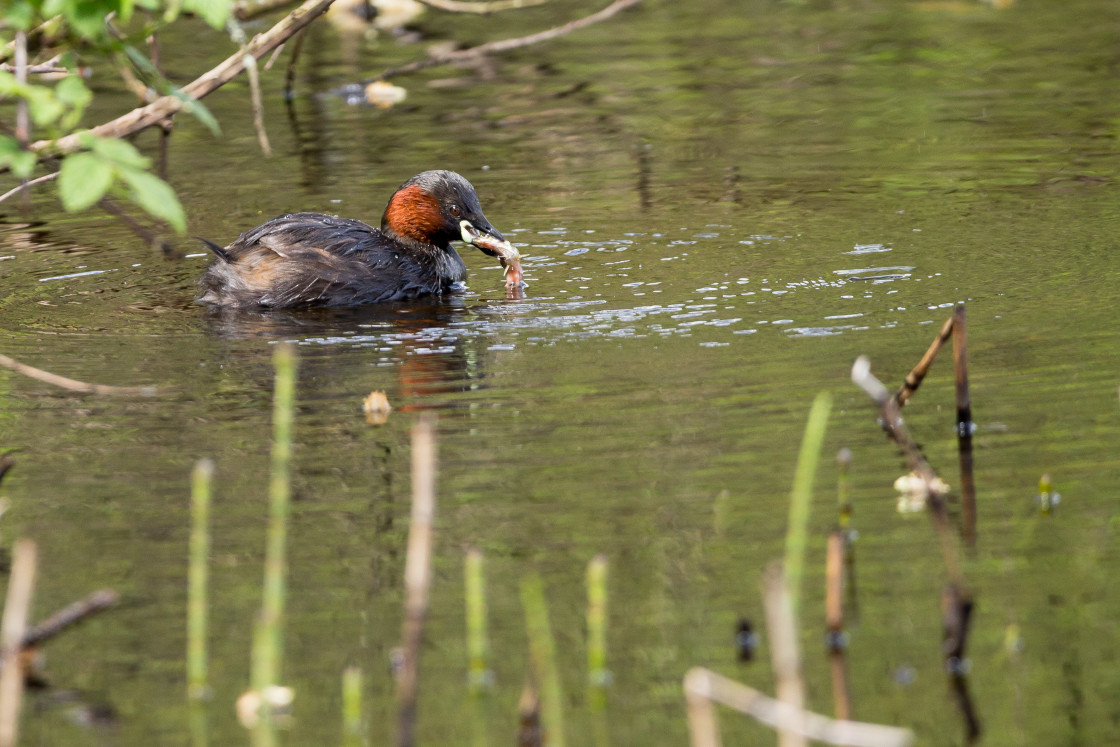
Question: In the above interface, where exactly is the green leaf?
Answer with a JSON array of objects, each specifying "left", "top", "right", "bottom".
[
  {"left": 10, "top": 150, "right": 37, "bottom": 179},
  {"left": 58, "top": 152, "right": 116, "bottom": 212},
  {"left": 0, "top": 71, "right": 23, "bottom": 96},
  {"left": 118, "top": 167, "right": 186, "bottom": 234},
  {"left": 183, "top": 0, "right": 230, "bottom": 29},
  {"left": 26, "top": 88, "right": 65, "bottom": 127},
  {"left": 3, "top": 2, "right": 35, "bottom": 30},
  {"left": 55, "top": 75, "right": 92, "bottom": 109},
  {"left": 67, "top": 1, "right": 110, "bottom": 39},
  {"left": 169, "top": 88, "right": 222, "bottom": 136},
  {"left": 90, "top": 137, "right": 151, "bottom": 170},
  {"left": 119, "top": 0, "right": 134, "bottom": 23}
]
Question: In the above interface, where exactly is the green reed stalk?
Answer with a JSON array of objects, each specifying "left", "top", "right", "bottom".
[
  {"left": 252, "top": 344, "right": 297, "bottom": 718},
  {"left": 342, "top": 666, "right": 362, "bottom": 742},
  {"left": 520, "top": 574, "right": 566, "bottom": 747},
  {"left": 836, "top": 448, "right": 852, "bottom": 529},
  {"left": 782, "top": 391, "right": 832, "bottom": 622},
  {"left": 188, "top": 457, "right": 214, "bottom": 701},
  {"left": 465, "top": 549, "right": 491, "bottom": 693},
  {"left": 587, "top": 555, "right": 608, "bottom": 691}
]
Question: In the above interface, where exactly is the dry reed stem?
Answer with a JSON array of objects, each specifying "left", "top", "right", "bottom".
[
  {"left": 683, "top": 668, "right": 914, "bottom": 747},
  {"left": 825, "top": 532, "right": 851, "bottom": 721},
  {"left": 0, "top": 540, "right": 37, "bottom": 747},
  {"left": 0, "top": 351, "right": 158, "bottom": 396},
  {"left": 396, "top": 414, "right": 437, "bottom": 747},
  {"left": 762, "top": 562, "right": 807, "bottom": 747}
]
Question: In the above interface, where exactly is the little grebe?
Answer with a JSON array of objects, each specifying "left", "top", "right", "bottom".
[{"left": 197, "top": 170, "right": 522, "bottom": 308}]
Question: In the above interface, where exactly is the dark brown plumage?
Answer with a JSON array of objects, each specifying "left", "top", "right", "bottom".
[{"left": 197, "top": 170, "right": 518, "bottom": 308}]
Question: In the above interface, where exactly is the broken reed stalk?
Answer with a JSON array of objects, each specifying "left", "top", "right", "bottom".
[
  {"left": 762, "top": 562, "right": 807, "bottom": 747},
  {"left": 251, "top": 343, "right": 297, "bottom": 724},
  {"left": 416, "top": 0, "right": 549, "bottom": 13},
  {"left": 851, "top": 357, "right": 964, "bottom": 586},
  {"left": 396, "top": 414, "right": 437, "bottom": 747},
  {"left": 188, "top": 458, "right": 215, "bottom": 701},
  {"left": 465, "top": 549, "right": 491, "bottom": 693},
  {"left": 824, "top": 532, "right": 851, "bottom": 721},
  {"left": 783, "top": 391, "right": 832, "bottom": 623},
  {"left": 342, "top": 666, "right": 362, "bottom": 743},
  {"left": 894, "top": 315, "right": 954, "bottom": 407},
  {"left": 683, "top": 668, "right": 914, "bottom": 747},
  {"left": 520, "top": 574, "right": 566, "bottom": 747},
  {"left": 952, "top": 305, "right": 977, "bottom": 548},
  {"left": 0, "top": 539, "right": 37, "bottom": 747}
]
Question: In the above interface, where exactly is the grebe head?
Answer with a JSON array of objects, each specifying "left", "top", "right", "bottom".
[{"left": 380, "top": 170, "right": 512, "bottom": 258}]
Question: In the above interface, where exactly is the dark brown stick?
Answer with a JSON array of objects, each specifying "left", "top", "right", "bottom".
[
  {"left": 942, "top": 585, "right": 980, "bottom": 742},
  {"left": 894, "top": 316, "right": 954, "bottom": 407},
  {"left": 97, "top": 197, "right": 176, "bottom": 256},
  {"left": 30, "top": 0, "right": 335, "bottom": 157},
  {"left": 952, "top": 305, "right": 976, "bottom": 548},
  {"left": 369, "top": 0, "right": 644, "bottom": 82},
  {"left": 20, "top": 589, "right": 119, "bottom": 650},
  {"left": 825, "top": 532, "right": 851, "bottom": 721}
]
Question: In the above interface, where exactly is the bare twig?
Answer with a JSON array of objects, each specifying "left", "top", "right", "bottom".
[
  {"left": 0, "top": 352, "right": 158, "bottom": 396},
  {"left": 20, "top": 589, "right": 119, "bottom": 650},
  {"left": 416, "top": 0, "right": 549, "bottom": 14},
  {"left": 229, "top": 21, "right": 273, "bottom": 157},
  {"left": 284, "top": 27, "right": 307, "bottom": 98},
  {"left": 0, "top": 172, "right": 58, "bottom": 205},
  {"left": 30, "top": 0, "right": 336, "bottom": 158},
  {"left": 683, "top": 668, "right": 914, "bottom": 747},
  {"left": 0, "top": 540, "right": 37, "bottom": 747},
  {"left": 369, "top": 0, "right": 644, "bottom": 82}
]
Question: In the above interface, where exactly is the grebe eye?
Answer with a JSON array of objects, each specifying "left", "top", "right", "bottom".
[{"left": 449, "top": 205, "right": 461, "bottom": 217}]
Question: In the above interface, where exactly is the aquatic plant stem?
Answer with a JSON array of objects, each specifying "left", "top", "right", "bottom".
[
  {"left": 520, "top": 574, "right": 566, "bottom": 747},
  {"left": 342, "top": 666, "right": 362, "bottom": 743},
  {"left": 188, "top": 458, "right": 215, "bottom": 701},
  {"left": 782, "top": 391, "right": 832, "bottom": 622},
  {"left": 396, "top": 414, "right": 437, "bottom": 747},
  {"left": 763, "top": 562, "right": 806, "bottom": 747},
  {"left": 251, "top": 343, "right": 297, "bottom": 722},
  {"left": 0, "top": 539, "right": 37, "bottom": 747},
  {"left": 465, "top": 549, "right": 490, "bottom": 692},
  {"left": 894, "top": 316, "right": 955, "bottom": 407},
  {"left": 586, "top": 554, "right": 608, "bottom": 696}
]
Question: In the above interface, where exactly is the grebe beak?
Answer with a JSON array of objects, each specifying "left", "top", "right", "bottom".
[{"left": 460, "top": 219, "right": 519, "bottom": 263}]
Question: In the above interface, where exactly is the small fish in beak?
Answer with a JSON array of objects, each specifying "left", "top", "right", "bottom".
[{"left": 460, "top": 219, "right": 524, "bottom": 290}]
